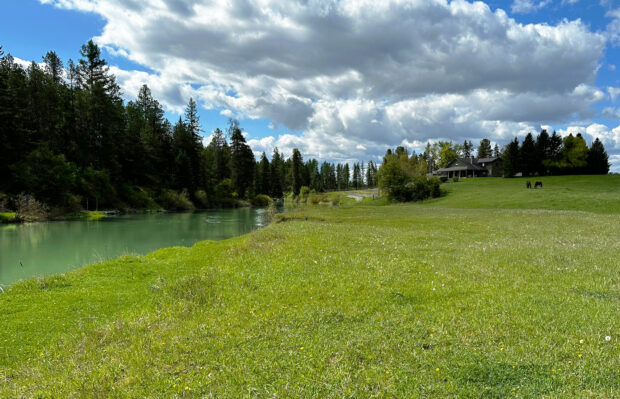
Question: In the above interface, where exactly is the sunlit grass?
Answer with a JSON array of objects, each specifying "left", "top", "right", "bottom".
[
  {"left": 0, "top": 176, "right": 618, "bottom": 397},
  {"left": 0, "top": 212, "right": 17, "bottom": 223}
]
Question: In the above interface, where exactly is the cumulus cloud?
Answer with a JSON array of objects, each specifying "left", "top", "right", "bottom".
[
  {"left": 511, "top": 0, "right": 552, "bottom": 14},
  {"left": 39, "top": 0, "right": 609, "bottom": 163}
]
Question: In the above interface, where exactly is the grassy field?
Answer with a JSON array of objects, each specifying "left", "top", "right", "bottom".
[{"left": 0, "top": 176, "right": 619, "bottom": 397}]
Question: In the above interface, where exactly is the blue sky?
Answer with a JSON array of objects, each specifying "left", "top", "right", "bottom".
[{"left": 2, "top": 0, "right": 620, "bottom": 169}]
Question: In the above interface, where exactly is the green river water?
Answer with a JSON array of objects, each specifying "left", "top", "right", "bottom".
[{"left": 0, "top": 208, "right": 268, "bottom": 286}]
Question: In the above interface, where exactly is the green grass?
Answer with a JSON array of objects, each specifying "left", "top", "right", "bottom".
[
  {"left": 1, "top": 176, "right": 619, "bottom": 397},
  {"left": 429, "top": 174, "right": 620, "bottom": 213},
  {"left": 85, "top": 210, "right": 107, "bottom": 221},
  {"left": 0, "top": 212, "right": 17, "bottom": 223}
]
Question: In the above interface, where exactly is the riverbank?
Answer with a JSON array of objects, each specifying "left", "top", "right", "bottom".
[{"left": 1, "top": 176, "right": 619, "bottom": 397}]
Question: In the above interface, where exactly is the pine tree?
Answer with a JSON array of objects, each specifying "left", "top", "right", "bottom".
[
  {"left": 535, "top": 129, "right": 551, "bottom": 175},
  {"left": 493, "top": 144, "right": 500, "bottom": 158},
  {"left": 291, "top": 148, "right": 304, "bottom": 196},
  {"left": 463, "top": 140, "right": 472, "bottom": 157},
  {"left": 587, "top": 138, "right": 610, "bottom": 174},
  {"left": 477, "top": 138, "right": 492, "bottom": 158},
  {"left": 520, "top": 133, "right": 537, "bottom": 177},
  {"left": 228, "top": 119, "right": 255, "bottom": 198},
  {"left": 342, "top": 163, "right": 350, "bottom": 189},
  {"left": 270, "top": 147, "right": 284, "bottom": 198},
  {"left": 502, "top": 138, "right": 520, "bottom": 177},
  {"left": 258, "top": 152, "right": 271, "bottom": 195}
]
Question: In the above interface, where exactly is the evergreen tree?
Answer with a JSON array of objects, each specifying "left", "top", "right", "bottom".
[
  {"left": 520, "top": 133, "right": 537, "bottom": 176},
  {"left": 270, "top": 147, "right": 284, "bottom": 198},
  {"left": 535, "top": 129, "right": 551, "bottom": 175},
  {"left": 75, "top": 40, "right": 124, "bottom": 176},
  {"left": 228, "top": 119, "right": 255, "bottom": 198},
  {"left": 258, "top": 152, "right": 271, "bottom": 195},
  {"left": 462, "top": 140, "right": 473, "bottom": 157},
  {"left": 342, "top": 163, "right": 350, "bottom": 189},
  {"left": 477, "top": 138, "right": 492, "bottom": 158},
  {"left": 493, "top": 143, "right": 500, "bottom": 158},
  {"left": 290, "top": 148, "right": 304, "bottom": 196},
  {"left": 587, "top": 138, "right": 610, "bottom": 174},
  {"left": 502, "top": 138, "right": 520, "bottom": 177}
]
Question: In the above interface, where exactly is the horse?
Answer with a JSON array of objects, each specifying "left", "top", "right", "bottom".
[
  {"left": 534, "top": 181, "right": 543, "bottom": 188},
  {"left": 526, "top": 181, "right": 532, "bottom": 189}
]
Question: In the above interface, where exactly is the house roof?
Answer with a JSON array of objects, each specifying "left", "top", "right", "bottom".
[{"left": 478, "top": 157, "right": 500, "bottom": 163}]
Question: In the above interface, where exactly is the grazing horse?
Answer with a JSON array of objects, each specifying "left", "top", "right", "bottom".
[
  {"left": 534, "top": 181, "right": 543, "bottom": 188},
  {"left": 526, "top": 181, "right": 532, "bottom": 189}
]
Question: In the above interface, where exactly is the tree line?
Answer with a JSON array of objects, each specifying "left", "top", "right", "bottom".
[
  {"left": 501, "top": 130, "right": 610, "bottom": 177},
  {"left": 0, "top": 42, "right": 378, "bottom": 213}
]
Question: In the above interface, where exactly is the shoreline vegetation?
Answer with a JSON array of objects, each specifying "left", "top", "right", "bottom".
[{"left": 1, "top": 175, "right": 619, "bottom": 397}]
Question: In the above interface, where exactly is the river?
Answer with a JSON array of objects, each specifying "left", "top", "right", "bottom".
[{"left": 0, "top": 208, "right": 268, "bottom": 286}]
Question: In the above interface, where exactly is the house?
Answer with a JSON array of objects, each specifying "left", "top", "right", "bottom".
[{"left": 434, "top": 157, "right": 503, "bottom": 178}]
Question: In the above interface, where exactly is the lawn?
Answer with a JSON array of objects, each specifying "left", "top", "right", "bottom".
[{"left": 0, "top": 176, "right": 618, "bottom": 397}]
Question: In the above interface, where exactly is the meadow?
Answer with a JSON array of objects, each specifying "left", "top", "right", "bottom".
[{"left": 0, "top": 175, "right": 619, "bottom": 397}]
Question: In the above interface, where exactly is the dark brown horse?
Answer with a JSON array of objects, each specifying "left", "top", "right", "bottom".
[
  {"left": 534, "top": 181, "right": 543, "bottom": 188},
  {"left": 526, "top": 181, "right": 532, "bottom": 189}
]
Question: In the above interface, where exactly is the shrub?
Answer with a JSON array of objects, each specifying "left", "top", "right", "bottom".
[
  {"left": 452, "top": 176, "right": 459, "bottom": 183},
  {"left": 251, "top": 194, "right": 273, "bottom": 207},
  {"left": 15, "top": 194, "right": 49, "bottom": 222},
  {"left": 159, "top": 189, "right": 194, "bottom": 211},
  {"left": 120, "top": 185, "right": 158, "bottom": 209},
  {"left": 299, "top": 186, "right": 310, "bottom": 203},
  {"left": 378, "top": 151, "right": 442, "bottom": 202},
  {"left": 194, "top": 190, "right": 210, "bottom": 208},
  {"left": 309, "top": 193, "right": 329, "bottom": 205}
]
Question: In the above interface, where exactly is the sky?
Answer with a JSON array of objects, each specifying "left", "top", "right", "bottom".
[{"left": 2, "top": 0, "right": 620, "bottom": 171}]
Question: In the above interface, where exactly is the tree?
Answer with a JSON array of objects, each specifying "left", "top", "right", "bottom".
[
  {"left": 587, "top": 138, "right": 610, "bottom": 174},
  {"left": 377, "top": 149, "right": 440, "bottom": 202},
  {"left": 554, "top": 134, "right": 588, "bottom": 174},
  {"left": 520, "top": 133, "right": 537, "bottom": 177},
  {"left": 291, "top": 148, "right": 304, "bottom": 196},
  {"left": 270, "top": 147, "right": 284, "bottom": 198},
  {"left": 438, "top": 142, "right": 460, "bottom": 168},
  {"left": 257, "top": 152, "right": 271, "bottom": 195},
  {"left": 493, "top": 144, "right": 500, "bottom": 158},
  {"left": 535, "top": 129, "right": 551, "bottom": 175},
  {"left": 477, "top": 138, "right": 492, "bottom": 158},
  {"left": 502, "top": 138, "right": 520, "bottom": 177},
  {"left": 342, "top": 163, "right": 350, "bottom": 189},
  {"left": 462, "top": 140, "right": 473, "bottom": 158},
  {"left": 228, "top": 119, "right": 255, "bottom": 198}
]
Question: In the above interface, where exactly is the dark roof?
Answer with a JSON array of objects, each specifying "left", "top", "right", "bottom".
[{"left": 478, "top": 157, "right": 500, "bottom": 163}]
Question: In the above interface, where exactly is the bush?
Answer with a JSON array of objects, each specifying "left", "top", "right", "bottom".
[
  {"left": 159, "top": 189, "right": 194, "bottom": 211},
  {"left": 309, "top": 193, "right": 329, "bottom": 205},
  {"left": 378, "top": 151, "right": 442, "bottom": 202},
  {"left": 194, "top": 190, "right": 210, "bottom": 208},
  {"left": 214, "top": 179, "right": 239, "bottom": 207},
  {"left": 299, "top": 186, "right": 310, "bottom": 203},
  {"left": 15, "top": 194, "right": 49, "bottom": 222},
  {"left": 452, "top": 176, "right": 459, "bottom": 183},
  {"left": 251, "top": 194, "right": 273, "bottom": 207},
  {"left": 120, "top": 185, "right": 158, "bottom": 209}
]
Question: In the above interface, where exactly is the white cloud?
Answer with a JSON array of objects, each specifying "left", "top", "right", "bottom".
[
  {"left": 39, "top": 0, "right": 610, "bottom": 165},
  {"left": 511, "top": 0, "right": 552, "bottom": 14}
]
